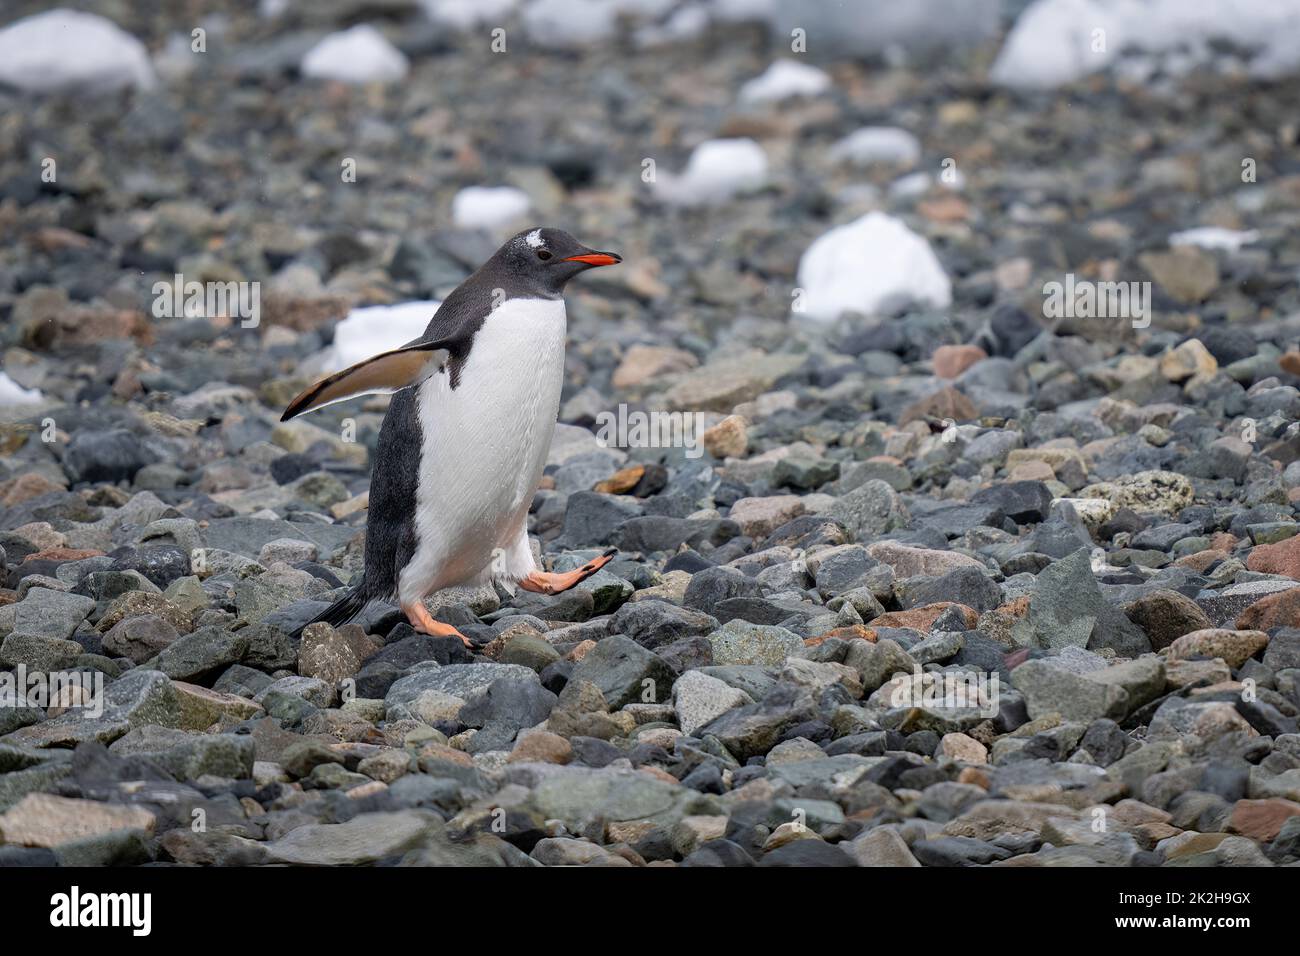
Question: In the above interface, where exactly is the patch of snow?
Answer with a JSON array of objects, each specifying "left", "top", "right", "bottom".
[
  {"left": 889, "top": 167, "right": 965, "bottom": 198},
  {"left": 739, "top": 59, "right": 831, "bottom": 104},
  {"left": 522, "top": 0, "right": 619, "bottom": 49},
  {"left": 1169, "top": 227, "right": 1260, "bottom": 252},
  {"left": 0, "top": 372, "right": 44, "bottom": 408},
  {"left": 765, "top": 0, "right": 999, "bottom": 58},
  {"left": 795, "top": 212, "right": 952, "bottom": 321},
  {"left": 301, "top": 25, "right": 409, "bottom": 84},
  {"left": 322, "top": 302, "right": 442, "bottom": 372},
  {"left": 654, "top": 138, "right": 768, "bottom": 206},
  {"left": 890, "top": 172, "right": 933, "bottom": 199},
  {"left": 0, "top": 9, "right": 156, "bottom": 94},
  {"left": 829, "top": 127, "right": 922, "bottom": 167},
  {"left": 710, "top": 0, "right": 777, "bottom": 21},
  {"left": 452, "top": 186, "right": 532, "bottom": 229},
  {"left": 636, "top": 4, "right": 710, "bottom": 47},
  {"left": 420, "top": 0, "right": 519, "bottom": 30},
  {"left": 992, "top": 0, "right": 1300, "bottom": 90},
  {"left": 610, "top": 0, "right": 679, "bottom": 17}
]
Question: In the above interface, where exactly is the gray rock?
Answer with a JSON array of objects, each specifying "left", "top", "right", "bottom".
[
  {"left": 560, "top": 491, "right": 642, "bottom": 546},
  {"left": 0, "top": 690, "right": 44, "bottom": 736},
  {"left": 125, "top": 732, "right": 255, "bottom": 780},
  {"left": 1020, "top": 511, "right": 1093, "bottom": 559},
  {"left": 11, "top": 588, "right": 95, "bottom": 642},
  {"left": 827, "top": 480, "right": 911, "bottom": 541},
  {"left": 143, "top": 626, "right": 250, "bottom": 683},
  {"left": 813, "top": 546, "right": 879, "bottom": 598},
  {"left": 258, "top": 675, "right": 334, "bottom": 708},
  {"left": 1019, "top": 548, "right": 1104, "bottom": 649},
  {"left": 683, "top": 566, "right": 762, "bottom": 611},
  {"left": 568, "top": 635, "right": 674, "bottom": 708},
  {"left": 257, "top": 538, "right": 318, "bottom": 564},
  {"left": 63, "top": 429, "right": 154, "bottom": 484},
  {"left": 201, "top": 517, "right": 358, "bottom": 561},
  {"left": 383, "top": 664, "right": 535, "bottom": 719},
  {"left": 102, "top": 614, "right": 179, "bottom": 664},
  {"left": 267, "top": 810, "right": 446, "bottom": 865},
  {"left": 512, "top": 765, "right": 719, "bottom": 839},
  {"left": 613, "top": 600, "right": 718, "bottom": 649},
  {"left": 706, "top": 619, "right": 803, "bottom": 667},
  {"left": 844, "top": 826, "right": 921, "bottom": 866},
  {"left": 908, "top": 630, "right": 965, "bottom": 665},
  {"left": 6, "top": 670, "right": 182, "bottom": 748},
  {"left": 972, "top": 481, "right": 1050, "bottom": 528},
  {"left": 911, "top": 835, "right": 1013, "bottom": 866},
  {"left": 1011, "top": 659, "right": 1129, "bottom": 723},
  {"left": 233, "top": 565, "right": 324, "bottom": 625},
  {"left": 1085, "top": 656, "right": 1167, "bottom": 716},
  {"left": 672, "top": 669, "right": 752, "bottom": 735},
  {"left": 698, "top": 684, "right": 818, "bottom": 760},
  {"left": 1263, "top": 630, "right": 1300, "bottom": 671},
  {"left": 1196, "top": 580, "right": 1300, "bottom": 627},
  {"left": 963, "top": 430, "right": 1023, "bottom": 467},
  {"left": 0, "top": 632, "right": 84, "bottom": 671},
  {"left": 696, "top": 665, "right": 778, "bottom": 702},
  {"left": 845, "top": 638, "right": 918, "bottom": 692},
  {"left": 904, "top": 566, "right": 1001, "bottom": 613},
  {"left": 1088, "top": 603, "right": 1153, "bottom": 657},
  {"left": 459, "top": 678, "right": 557, "bottom": 752}
]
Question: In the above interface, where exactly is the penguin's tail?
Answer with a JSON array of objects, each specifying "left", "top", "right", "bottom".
[{"left": 290, "top": 585, "right": 369, "bottom": 639}]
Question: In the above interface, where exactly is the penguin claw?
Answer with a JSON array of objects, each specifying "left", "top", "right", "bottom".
[
  {"left": 403, "top": 602, "right": 471, "bottom": 647},
  {"left": 519, "top": 550, "right": 617, "bottom": 595}
]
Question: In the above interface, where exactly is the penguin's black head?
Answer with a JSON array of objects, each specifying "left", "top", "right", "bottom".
[{"left": 498, "top": 227, "right": 621, "bottom": 295}]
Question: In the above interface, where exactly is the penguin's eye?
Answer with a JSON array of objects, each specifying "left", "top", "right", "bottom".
[{"left": 536, "top": 249, "right": 552, "bottom": 261}]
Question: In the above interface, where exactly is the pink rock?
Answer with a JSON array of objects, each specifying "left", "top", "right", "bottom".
[{"left": 932, "top": 344, "right": 988, "bottom": 380}]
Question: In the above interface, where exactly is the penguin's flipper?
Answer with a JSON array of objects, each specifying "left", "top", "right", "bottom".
[{"left": 280, "top": 342, "right": 451, "bottom": 421}]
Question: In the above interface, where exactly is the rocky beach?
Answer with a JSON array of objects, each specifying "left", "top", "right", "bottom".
[{"left": 2, "top": 0, "right": 1300, "bottom": 870}]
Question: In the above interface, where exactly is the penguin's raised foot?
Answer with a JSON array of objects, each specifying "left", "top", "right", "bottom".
[
  {"left": 518, "top": 549, "right": 617, "bottom": 596},
  {"left": 403, "top": 601, "right": 472, "bottom": 648}
]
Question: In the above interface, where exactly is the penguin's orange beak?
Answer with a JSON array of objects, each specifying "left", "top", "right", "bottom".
[{"left": 563, "top": 252, "right": 621, "bottom": 267}]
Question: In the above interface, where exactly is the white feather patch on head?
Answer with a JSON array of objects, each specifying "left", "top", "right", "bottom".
[{"left": 523, "top": 229, "right": 544, "bottom": 249}]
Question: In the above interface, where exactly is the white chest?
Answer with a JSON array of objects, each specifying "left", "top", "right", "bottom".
[{"left": 399, "top": 297, "right": 567, "bottom": 599}]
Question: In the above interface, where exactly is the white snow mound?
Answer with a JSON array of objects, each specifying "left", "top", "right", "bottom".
[
  {"left": 829, "top": 127, "right": 922, "bottom": 167},
  {"left": 1169, "top": 227, "right": 1260, "bottom": 252},
  {"left": 710, "top": 0, "right": 777, "bottom": 21},
  {"left": 655, "top": 138, "right": 768, "bottom": 206},
  {"left": 0, "top": 9, "right": 156, "bottom": 94},
  {"left": 322, "top": 302, "right": 442, "bottom": 373},
  {"left": 421, "top": 0, "right": 519, "bottom": 29},
  {"left": 796, "top": 212, "right": 952, "bottom": 322},
  {"left": 0, "top": 372, "right": 44, "bottom": 408},
  {"left": 451, "top": 186, "right": 532, "bottom": 229},
  {"left": 739, "top": 59, "right": 831, "bottom": 103},
  {"left": 301, "top": 25, "right": 409, "bottom": 84},
  {"left": 764, "top": 0, "right": 999, "bottom": 58},
  {"left": 992, "top": 0, "right": 1300, "bottom": 90},
  {"left": 522, "top": 0, "right": 619, "bottom": 49}
]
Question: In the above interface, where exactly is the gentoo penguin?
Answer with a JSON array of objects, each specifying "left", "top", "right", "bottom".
[{"left": 281, "top": 227, "right": 621, "bottom": 646}]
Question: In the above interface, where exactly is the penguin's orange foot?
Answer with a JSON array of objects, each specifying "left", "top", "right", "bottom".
[
  {"left": 403, "top": 601, "right": 472, "bottom": 648},
  {"left": 518, "top": 549, "right": 617, "bottom": 595}
]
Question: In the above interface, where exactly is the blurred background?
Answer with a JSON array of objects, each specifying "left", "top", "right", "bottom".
[{"left": 1, "top": 0, "right": 1298, "bottom": 426}]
